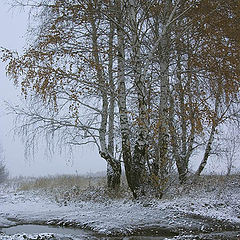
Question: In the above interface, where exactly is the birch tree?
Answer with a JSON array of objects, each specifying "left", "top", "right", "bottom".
[
  {"left": 2, "top": 0, "right": 122, "bottom": 190},
  {"left": 2, "top": 0, "right": 239, "bottom": 197},
  {"left": 167, "top": 0, "right": 240, "bottom": 182},
  {"left": 189, "top": 0, "right": 240, "bottom": 176}
]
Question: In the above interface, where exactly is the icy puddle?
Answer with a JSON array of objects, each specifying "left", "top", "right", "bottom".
[
  {"left": 0, "top": 224, "right": 95, "bottom": 239},
  {"left": 1, "top": 224, "right": 88, "bottom": 235},
  {"left": 1, "top": 224, "right": 239, "bottom": 240},
  {"left": 0, "top": 224, "right": 174, "bottom": 240}
]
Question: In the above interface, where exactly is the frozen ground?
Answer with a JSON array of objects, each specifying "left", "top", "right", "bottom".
[{"left": 0, "top": 175, "right": 240, "bottom": 239}]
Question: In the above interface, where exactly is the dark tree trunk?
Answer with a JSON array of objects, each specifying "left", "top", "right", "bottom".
[
  {"left": 122, "top": 139, "right": 138, "bottom": 198},
  {"left": 116, "top": 7, "right": 138, "bottom": 198},
  {"left": 100, "top": 151, "right": 121, "bottom": 191},
  {"left": 176, "top": 158, "right": 188, "bottom": 184},
  {"left": 107, "top": 162, "right": 121, "bottom": 190},
  {"left": 131, "top": 134, "right": 147, "bottom": 196}
]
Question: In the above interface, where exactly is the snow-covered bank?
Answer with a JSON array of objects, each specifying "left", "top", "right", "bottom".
[{"left": 0, "top": 176, "right": 240, "bottom": 239}]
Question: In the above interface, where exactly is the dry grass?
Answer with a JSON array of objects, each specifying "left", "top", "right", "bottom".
[
  {"left": 18, "top": 174, "right": 100, "bottom": 191},
  {"left": 17, "top": 174, "right": 131, "bottom": 204},
  {"left": 164, "top": 173, "right": 240, "bottom": 199},
  {"left": 14, "top": 173, "right": 239, "bottom": 204}
]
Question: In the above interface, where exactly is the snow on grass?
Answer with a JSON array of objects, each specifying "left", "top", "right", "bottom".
[
  {"left": 0, "top": 175, "right": 240, "bottom": 238},
  {"left": 169, "top": 176, "right": 240, "bottom": 224}
]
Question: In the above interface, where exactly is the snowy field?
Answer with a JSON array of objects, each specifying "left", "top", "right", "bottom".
[{"left": 0, "top": 175, "right": 240, "bottom": 239}]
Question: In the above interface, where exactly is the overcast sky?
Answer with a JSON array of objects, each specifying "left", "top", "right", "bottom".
[{"left": 0, "top": 1, "right": 105, "bottom": 177}]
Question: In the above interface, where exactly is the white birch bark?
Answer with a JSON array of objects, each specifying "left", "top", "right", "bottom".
[
  {"left": 128, "top": 0, "right": 148, "bottom": 195},
  {"left": 157, "top": 0, "right": 172, "bottom": 190},
  {"left": 89, "top": 13, "right": 108, "bottom": 155},
  {"left": 89, "top": 5, "right": 121, "bottom": 189},
  {"left": 115, "top": 0, "right": 139, "bottom": 197},
  {"left": 107, "top": 13, "right": 121, "bottom": 190},
  {"left": 195, "top": 97, "right": 220, "bottom": 176}
]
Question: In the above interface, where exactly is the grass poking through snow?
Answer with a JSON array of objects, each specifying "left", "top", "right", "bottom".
[{"left": 17, "top": 174, "right": 131, "bottom": 204}]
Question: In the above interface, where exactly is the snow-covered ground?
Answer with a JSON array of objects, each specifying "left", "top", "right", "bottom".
[{"left": 0, "top": 176, "right": 240, "bottom": 239}]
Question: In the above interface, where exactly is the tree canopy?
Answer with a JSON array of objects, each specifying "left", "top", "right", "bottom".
[{"left": 1, "top": 0, "right": 240, "bottom": 198}]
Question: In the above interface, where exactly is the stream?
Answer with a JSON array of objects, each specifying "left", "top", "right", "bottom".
[
  {"left": 0, "top": 224, "right": 175, "bottom": 240},
  {"left": 0, "top": 224, "right": 240, "bottom": 240}
]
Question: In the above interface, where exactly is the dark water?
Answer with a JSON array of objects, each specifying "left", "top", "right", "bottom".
[
  {"left": 0, "top": 224, "right": 174, "bottom": 239},
  {"left": 1, "top": 224, "right": 93, "bottom": 239},
  {"left": 0, "top": 224, "right": 240, "bottom": 240}
]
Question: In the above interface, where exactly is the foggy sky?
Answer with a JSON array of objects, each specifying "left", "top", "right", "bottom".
[{"left": 0, "top": 1, "right": 105, "bottom": 177}]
